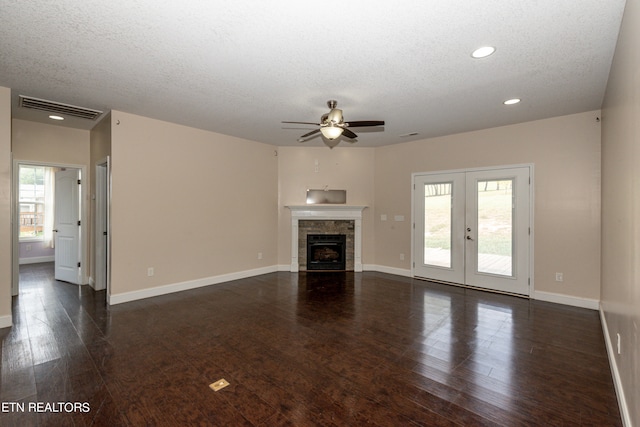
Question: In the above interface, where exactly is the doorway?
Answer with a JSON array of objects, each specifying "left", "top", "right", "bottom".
[
  {"left": 12, "top": 161, "right": 88, "bottom": 296},
  {"left": 412, "top": 165, "right": 532, "bottom": 296}
]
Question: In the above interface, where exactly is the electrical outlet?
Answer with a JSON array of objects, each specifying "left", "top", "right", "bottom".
[
  {"left": 257, "top": 252, "right": 263, "bottom": 260},
  {"left": 147, "top": 267, "right": 154, "bottom": 277},
  {"left": 25, "top": 244, "right": 32, "bottom": 252},
  {"left": 400, "top": 253, "right": 405, "bottom": 261},
  {"left": 555, "top": 272, "right": 563, "bottom": 282}
]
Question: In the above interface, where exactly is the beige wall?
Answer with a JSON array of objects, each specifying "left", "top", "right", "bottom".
[
  {"left": 277, "top": 146, "right": 376, "bottom": 266},
  {"left": 109, "top": 111, "right": 278, "bottom": 296},
  {"left": 601, "top": 0, "right": 640, "bottom": 423},
  {"left": 12, "top": 119, "right": 90, "bottom": 165},
  {"left": 3, "top": 109, "right": 604, "bottom": 307},
  {"left": 90, "top": 114, "right": 111, "bottom": 166},
  {"left": 374, "top": 111, "right": 602, "bottom": 300},
  {"left": 0, "top": 87, "right": 12, "bottom": 327}
]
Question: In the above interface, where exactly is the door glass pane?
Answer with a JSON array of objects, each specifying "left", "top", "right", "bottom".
[
  {"left": 477, "top": 179, "right": 513, "bottom": 276},
  {"left": 424, "top": 182, "right": 452, "bottom": 268}
]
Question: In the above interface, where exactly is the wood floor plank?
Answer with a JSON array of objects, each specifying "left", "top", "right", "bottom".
[{"left": 0, "top": 263, "right": 622, "bottom": 426}]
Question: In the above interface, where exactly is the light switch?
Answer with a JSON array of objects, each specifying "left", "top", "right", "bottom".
[{"left": 394, "top": 215, "right": 405, "bottom": 222}]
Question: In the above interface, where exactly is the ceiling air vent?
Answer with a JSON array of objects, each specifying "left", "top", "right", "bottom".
[{"left": 18, "top": 95, "right": 103, "bottom": 120}]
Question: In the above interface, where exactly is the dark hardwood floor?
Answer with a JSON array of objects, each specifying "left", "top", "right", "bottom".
[{"left": 1, "top": 263, "right": 621, "bottom": 426}]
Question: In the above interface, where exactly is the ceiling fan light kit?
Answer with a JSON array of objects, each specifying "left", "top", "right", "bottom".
[
  {"left": 320, "top": 125, "right": 343, "bottom": 140},
  {"left": 283, "top": 100, "right": 385, "bottom": 148}
]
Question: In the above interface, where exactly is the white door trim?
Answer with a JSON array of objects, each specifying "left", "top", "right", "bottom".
[
  {"left": 12, "top": 160, "right": 88, "bottom": 295},
  {"left": 411, "top": 163, "right": 535, "bottom": 297}
]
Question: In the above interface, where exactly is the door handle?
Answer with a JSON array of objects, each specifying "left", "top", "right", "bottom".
[
  {"left": 466, "top": 235, "right": 473, "bottom": 240},
  {"left": 53, "top": 229, "right": 58, "bottom": 232}
]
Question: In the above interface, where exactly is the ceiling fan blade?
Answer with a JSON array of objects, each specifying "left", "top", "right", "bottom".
[
  {"left": 342, "top": 128, "right": 358, "bottom": 139},
  {"left": 345, "top": 120, "right": 385, "bottom": 127},
  {"left": 298, "top": 129, "right": 321, "bottom": 140},
  {"left": 282, "top": 121, "right": 320, "bottom": 125}
]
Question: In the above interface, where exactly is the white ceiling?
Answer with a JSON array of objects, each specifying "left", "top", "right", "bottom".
[{"left": 0, "top": 0, "right": 627, "bottom": 147}]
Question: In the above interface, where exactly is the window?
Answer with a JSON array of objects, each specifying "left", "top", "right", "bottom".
[{"left": 19, "top": 165, "right": 48, "bottom": 241}]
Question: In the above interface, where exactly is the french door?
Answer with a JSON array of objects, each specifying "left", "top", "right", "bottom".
[{"left": 413, "top": 166, "right": 531, "bottom": 295}]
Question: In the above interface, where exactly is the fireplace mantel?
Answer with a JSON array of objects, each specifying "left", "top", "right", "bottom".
[{"left": 286, "top": 205, "right": 367, "bottom": 272}]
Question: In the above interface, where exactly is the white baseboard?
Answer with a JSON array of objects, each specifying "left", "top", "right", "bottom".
[
  {"left": 0, "top": 314, "right": 12, "bottom": 329},
  {"left": 19, "top": 256, "right": 54, "bottom": 265},
  {"left": 108, "top": 265, "right": 279, "bottom": 305},
  {"left": 600, "top": 307, "right": 632, "bottom": 427},
  {"left": 533, "top": 290, "right": 599, "bottom": 310},
  {"left": 172, "top": 267, "right": 596, "bottom": 310},
  {"left": 363, "top": 264, "right": 412, "bottom": 277},
  {"left": 354, "top": 270, "right": 599, "bottom": 310}
]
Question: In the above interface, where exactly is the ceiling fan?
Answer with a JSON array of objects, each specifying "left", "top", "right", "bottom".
[{"left": 282, "top": 100, "right": 385, "bottom": 145}]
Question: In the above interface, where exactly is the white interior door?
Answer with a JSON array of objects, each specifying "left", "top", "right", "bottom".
[
  {"left": 95, "top": 163, "right": 106, "bottom": 290},
  {"left": 54, "top": 169, "right": 81, "bottom": 284},
  {"left": 94, "top": 157, "right": 110, "bottom": 292},
  {"left": 414, "top": 166, "right": 531, "bottom": 296}
]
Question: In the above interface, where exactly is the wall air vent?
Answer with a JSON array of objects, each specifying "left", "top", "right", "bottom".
[{"left": 18, "top": 95, "right": 103, "bottom": 120}]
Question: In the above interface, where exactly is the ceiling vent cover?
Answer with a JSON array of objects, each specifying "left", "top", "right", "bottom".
[{"left": 18, "top": 95, "right": 103, "bottom": 120}]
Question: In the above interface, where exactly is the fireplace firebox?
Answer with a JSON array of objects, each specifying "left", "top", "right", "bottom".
[{"left": 306, "top": 234, "right": 346, "bottom": 271}]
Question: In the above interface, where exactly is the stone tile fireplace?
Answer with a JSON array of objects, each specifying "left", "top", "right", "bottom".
[{"left": 286, "top": 205, "right": 366, "bottom": 272}]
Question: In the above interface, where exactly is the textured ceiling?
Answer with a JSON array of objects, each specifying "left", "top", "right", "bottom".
[{"left": 0, "top": 0, "right": 627, "bottom": 147}]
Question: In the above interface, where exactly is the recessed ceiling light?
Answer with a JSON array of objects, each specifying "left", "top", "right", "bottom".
[
  {"left": 471, "top": 46, "right": 496, "bottom": 59},
  {"left": 49, "top": 115, "right": 64, "bottom": 120},
  {"left": 503, "top": 98, "right": 521, "bottom": 105}
]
